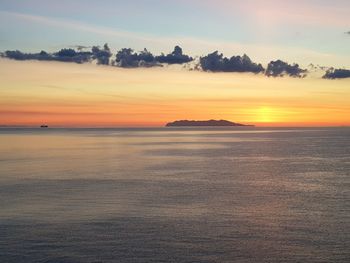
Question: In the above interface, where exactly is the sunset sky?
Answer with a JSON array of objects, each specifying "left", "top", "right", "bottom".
[{"left": 0, "top": 0, "right": 349, "bottom": 127}]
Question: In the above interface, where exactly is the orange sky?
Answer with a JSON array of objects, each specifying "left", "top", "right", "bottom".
[{"left": 0, "top": 59, "right": 349, "bottom": 127}]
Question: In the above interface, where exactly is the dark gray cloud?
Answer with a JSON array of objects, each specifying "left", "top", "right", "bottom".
[
  {"left": 2, "top": 44, "right": 111, "bottom": 64},
  {"left": 265, "top": 60, "right": 307, "bottom": 77},
  {"left": 155, "top": 46, "right": 193, "bottom": 64},
  {"left": 3, "top": 50, "right": 51, "bottom": 61},
  {"left": 114, "top": 46, "right": 192, "bottom": 67},
  {"left": 3, "top": 48, "right": 92, "bottom": 64},
  {"left": 345, "top": 31, "right": 350, "bottom": 35},
  {"left": 92, "top": 43, "right": 112, "bottom": 65},
  {"left": 2, "top": 44, "right": 349, "bottom": 80},
  {"left": 200, "top": 51, "right": 264, "bottom": 73},
  {"left": 115, "top": 48, "right": 160, "bottom": 68},
  {"left": 323, "top": 68, "right": 350, "bottom": 79},
  {"left": 54, "top": 48, "right": 92, "bottom": 63}
]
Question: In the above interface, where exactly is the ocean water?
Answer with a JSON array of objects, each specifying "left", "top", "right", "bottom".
[{"left": 0, "top": 127, "right": 349, "bottom": 263}]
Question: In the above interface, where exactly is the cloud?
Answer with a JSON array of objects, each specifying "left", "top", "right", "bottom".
[
  {"left": 0, "top": 11, "right": 202, "bottom": 52},
  {"left": 115, "top": 46, "right": 192, "bottom": 67},
  {"left": 3, "top": 48, "right": 93, "bottom": 64},
  {"left": 2, "top": 45, "right": 191, "bottom": 67},
  {"left": 265, "top": 60, "right": 307, "bottom": 77},
  {"left": 54, "top": 48, "right": 92, "bottom": 63},
  {"left": 155, "top": 46, "right": 193, "bottom": 64},
  {"left": 92, "top": 43, "right": 112, "bottom": 65},
  {"left": 2, "top": 10, "right": 348, "bottom": 68},
  {"left": 0, "top": 10, "right": 145, "bottom": 41},
  {"left": 346, "top": 31, "right": 350, "bottom": 35},
  {"left": 3, "top": 50, "right": 47, "bottom": 61},
  {"left": 323, "top": 68, "right": 350, "bottom": 79},
  {"left": 2, "top": 43, "right": 110, "bottom": 65},
  {"left": 115, "top": 48, "right": 160, "bottom": 68},
  {"left": 205, "top": 1, "right": 350, "bottom": 28},
  {"left": 199, "top": 51, "right": 264, "bottom": 73},
  {"left": 3, "top": 44, "right": 350, "bottom": 80}
]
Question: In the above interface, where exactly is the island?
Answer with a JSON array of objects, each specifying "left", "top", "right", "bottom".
[{"left": 165, "top": 120, "right": 253, "bottom": 127}]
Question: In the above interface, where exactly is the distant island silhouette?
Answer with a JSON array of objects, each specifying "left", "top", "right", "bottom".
[{"left": 166, "top": 120, "right": 253, "bottom": 127}]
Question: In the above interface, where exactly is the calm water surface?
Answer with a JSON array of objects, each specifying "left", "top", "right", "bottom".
[{"left": 0, "top": 127, "right": 349, "bottom": 263}]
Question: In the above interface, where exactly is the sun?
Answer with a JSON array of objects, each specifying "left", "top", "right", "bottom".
[{"left": 257, "top": 107, "right": 275, "bottom": 123}]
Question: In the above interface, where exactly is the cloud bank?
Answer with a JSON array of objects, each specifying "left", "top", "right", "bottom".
[
  {"left": 115, "top": 48, "right": 159, "bottom": 68},
  {"left": 265, "top": 60, "right": 307, "bottom": 78},
  {"left": 114, "top": 46, "right": 193, "bottom": 68},
  {"left": 4, "top": 49, "right": 92, "bottom": 64},
  {"left": 199, "top": 51, "right": 264, "bottom": 73},
  {"left": 323, "top": 68, "right": 350, "bottom": 79},
  {"left": 1, "top": 44, "right": 349, "bottom": 79}
]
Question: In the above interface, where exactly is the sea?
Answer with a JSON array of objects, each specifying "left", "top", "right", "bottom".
[{"left": 0, "top": 127, "right": 349, "bottom": 263}]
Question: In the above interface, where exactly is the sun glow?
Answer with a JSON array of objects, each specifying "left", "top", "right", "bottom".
[
  {"left": 257, "top": 107, "right": 275, "bottom": 123},
  {"left": 1, "top": 59, "right": 349, "bottom": 127}
]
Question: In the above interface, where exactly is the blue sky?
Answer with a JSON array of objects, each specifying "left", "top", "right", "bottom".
[{"left": 0, "top": 0, "right": 349, "bottom": 67}]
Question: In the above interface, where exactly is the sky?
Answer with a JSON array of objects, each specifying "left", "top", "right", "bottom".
[
  {"left": 0, "top": 0, "right": 349, "bottom": 126},
  {"left": 1, "top": 0, "right": 350, "bottom": 66}
]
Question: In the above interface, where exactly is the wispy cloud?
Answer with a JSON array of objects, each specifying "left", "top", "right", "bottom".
[
  {"left": 1, "top": 10, "right": 349, "bottom": 68},
  {"left": 0, "top": 10, "right": 153, "bottom": 41},
  {"left": 201, "top": 0, "right": 350, "bottom": 28}
]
